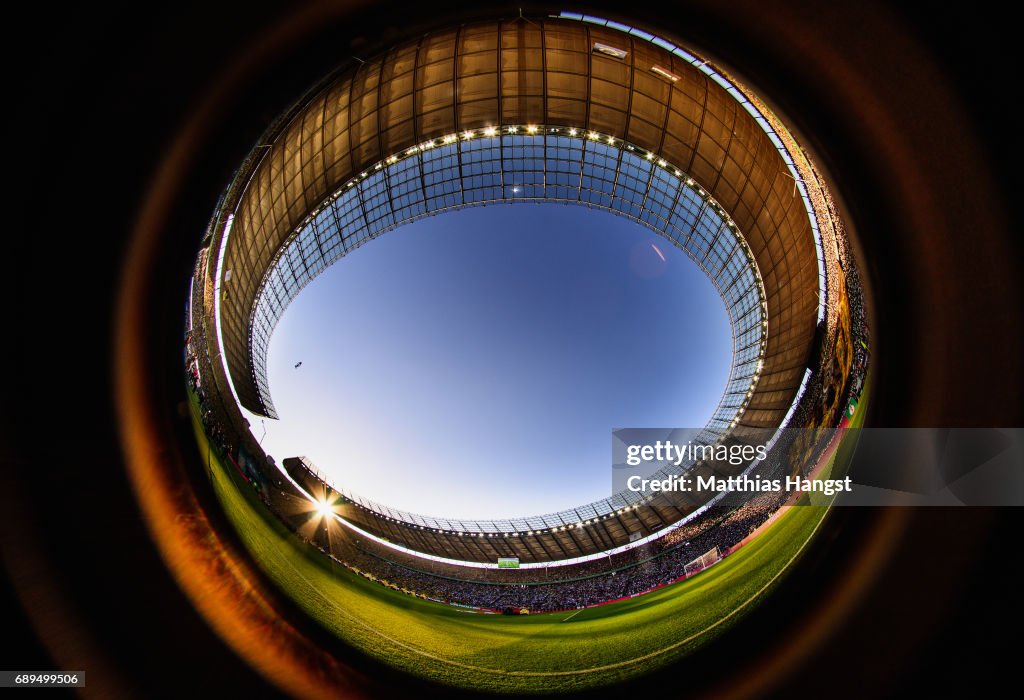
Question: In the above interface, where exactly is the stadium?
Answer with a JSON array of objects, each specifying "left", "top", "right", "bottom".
[
  {"left": 179, "top": 9, "right": 870, "bottom": 692},
  {"left": 5, "top": 1, "right": 1020, "bottom": 697}
]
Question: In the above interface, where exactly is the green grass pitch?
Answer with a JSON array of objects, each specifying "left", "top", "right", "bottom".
[{"left": 190, "top": 379, "right": 868, "bottom": 693}]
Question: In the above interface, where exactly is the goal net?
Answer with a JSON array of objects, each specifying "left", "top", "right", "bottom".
[{"left": 684, "top": 546, "right": 722, "bottom": 577}]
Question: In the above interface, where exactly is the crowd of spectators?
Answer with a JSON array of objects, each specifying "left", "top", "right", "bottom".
[
  {"left": 185, "top": 255, "right": 238, "bottom": 461},
  {"left": 300, "top": 491, "right": 785, "bottom": 612}
]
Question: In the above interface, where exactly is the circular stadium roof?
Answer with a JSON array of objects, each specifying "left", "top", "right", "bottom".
[{"left": 203, "top": 13, "right": 842, "bottom": 562}]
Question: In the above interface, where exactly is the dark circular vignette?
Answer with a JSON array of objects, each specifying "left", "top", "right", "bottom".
[{"left": 2, "top": 1, "right": 1021, "bottom": 699}]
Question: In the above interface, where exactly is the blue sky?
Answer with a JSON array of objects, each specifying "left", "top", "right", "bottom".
[{"left": 252, "top": 204, "right": 731, "bottom": 519}]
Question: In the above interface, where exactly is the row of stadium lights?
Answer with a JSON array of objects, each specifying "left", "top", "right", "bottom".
[{"left": 294, "top": 123, "right": 744, "bottom": 233}]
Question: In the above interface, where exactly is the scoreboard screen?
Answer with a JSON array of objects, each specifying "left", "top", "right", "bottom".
[{"left": 497, "top": 557, "right": 520, "bottom": 569}]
